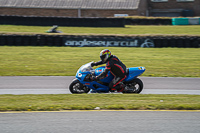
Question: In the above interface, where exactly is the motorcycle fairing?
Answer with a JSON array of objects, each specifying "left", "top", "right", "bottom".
[
  {"left": 76, "top": 65, "right": 110, "bottom": 92},
  {"left": 75, "top": 62, "right": 145, "bottom": 92},
  {"left": 124, "top": 67, "right": 145, "bottom": 82}
]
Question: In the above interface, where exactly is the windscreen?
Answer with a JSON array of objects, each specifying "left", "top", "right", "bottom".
[{"left": 80, "top": 62, "right": 94, "bottom": 72}]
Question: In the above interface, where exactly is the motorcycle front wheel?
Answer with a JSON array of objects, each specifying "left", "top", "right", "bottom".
[
  {"left": 124, "top": 78, "right": 143, "bottom": 94},
  {"left": 69, "top": 79, "right": 90, "bottom": 94}
]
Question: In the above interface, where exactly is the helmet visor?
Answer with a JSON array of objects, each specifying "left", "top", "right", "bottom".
[{"left": 100, "top": 54, "right": 107, "bottom": 63}]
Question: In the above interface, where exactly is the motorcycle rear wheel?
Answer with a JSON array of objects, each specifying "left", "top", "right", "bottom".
[
  {"left": 124, "top": 78, "right": 143, "bottom": 94},
  {"left": 69, "top": 79, "right": 90, "bottom": 94}
]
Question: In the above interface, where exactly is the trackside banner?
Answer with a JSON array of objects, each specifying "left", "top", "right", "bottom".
[
  {"left": 64, "top": 38, "right": 155, "bottom": 47},
  {"left": 1, "top": 34, "right": 199, "bottom": 48}
]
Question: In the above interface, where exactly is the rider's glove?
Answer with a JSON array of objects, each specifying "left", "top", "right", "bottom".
[{"left": 91, "top": 62, "right": 96, "bottom": 67}]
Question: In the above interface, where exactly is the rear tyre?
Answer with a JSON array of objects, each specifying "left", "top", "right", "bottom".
[
  {"left": 69, "top": 79, "right": 90, "bottom": 94},
  {"left": 124, "top": 78, "right": 143, "bottom": 94}
]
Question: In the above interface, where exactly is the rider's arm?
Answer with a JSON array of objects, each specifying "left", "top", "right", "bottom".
[
  {"left": 96, "top": 60, "right": 112, "bottom": 80},
  {"left": 96, "top": 68, "right": 109, "bottom": 80},
  {"left": 91, "top": 60, "right": 104, "bottom": 67}
]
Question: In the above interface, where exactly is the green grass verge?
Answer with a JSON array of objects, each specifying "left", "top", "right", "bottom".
[
  {"left": 0, "top": 94, "right": 200, "bottom": 111},
  {"left": 0, "top": 47, "right": 199, "bottom": 77},
  {"left": 1, "top": 25, "right": 200, "bottom": 35}
]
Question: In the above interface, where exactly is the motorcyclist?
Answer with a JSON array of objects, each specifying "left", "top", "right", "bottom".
[{"left": 91, "top": 49, "right": 127, "bottom": 92}]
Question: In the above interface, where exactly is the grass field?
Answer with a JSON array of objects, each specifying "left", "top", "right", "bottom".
[
  {"left": 0, "top": 25, "right": 200, "bottom": 111},
  {"left": 1, "top": 25, "right": 200, "bottom": 35},
  {"left": 0, "top": 46, "right": 199, "bottom": 77},
  {"left": 0, "top": 94, "right": 200, "bottom": 111}
]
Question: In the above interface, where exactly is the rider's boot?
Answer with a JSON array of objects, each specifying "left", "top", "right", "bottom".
[
  {"left": 116, "top": 83, "right": 126, "bottom": 92},
  {"left": 116, "top": 83, "right": 133, "bottom": 92}
]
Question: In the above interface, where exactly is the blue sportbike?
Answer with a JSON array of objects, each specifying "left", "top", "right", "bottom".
[{"left": 69, "top": 62, "right": 145, "bottom": 94}]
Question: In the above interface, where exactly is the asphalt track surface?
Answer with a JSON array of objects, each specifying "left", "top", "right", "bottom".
[
  {"left": 0, "top": 111, "right": 200, "bottom": 133},
  {"left": 1, "top": 77, "right": 200, "bottom": 133},
  {"left": 0, "top": 76, "right": 200, "bottom": 94}
]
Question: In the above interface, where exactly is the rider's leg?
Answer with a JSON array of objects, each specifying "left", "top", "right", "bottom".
[{"left": 109, "top": 75, "right": 126, "bottom": 92}]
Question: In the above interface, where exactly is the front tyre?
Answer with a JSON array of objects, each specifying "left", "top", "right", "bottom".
[
  {"left": 124, "top": 78, "right": 143, "bottom": 94},
  {"left": 69, "top": 79, "right": 90, "bottom": 94}
]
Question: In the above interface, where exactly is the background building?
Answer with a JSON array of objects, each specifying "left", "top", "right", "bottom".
[
  {"left": 148, "top": 0, "right": 200, "bottom": 17},
  {"left": 0, "top": 0, "right": 199, "bottom": 17},
  {"left": 0, "top": 0, "right": 146, "bottom": 17}
]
